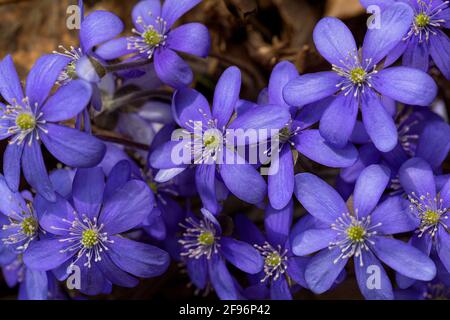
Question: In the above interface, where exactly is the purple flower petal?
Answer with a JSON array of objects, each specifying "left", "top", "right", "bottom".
[
  {"left": 227, "top": 105, "right": 290, "bottom": 140},
  {"left": 186, "top": 256, "right": 208, "bottom": 289},
  {"left": 132, "top": 0, "right": 162, "bottom": 31},
  {"left": 286, "top": 256, "right": 309, "bottom": 288},
  {"left": 305, "top": 247, "right": 348, "bottom": 294},
  {"left": 385, "top": 38, "right": 408, "bottom": 67},
  {"left": 22, "top": 140, "right": 55, "bottom": 202},
  {"left": 23, "top": 239, "right": 74, "bottom": 271},
  {"left": 372, "top": 236, "right": 436, "bottom": 281},
  {"left": 416, "top": 119, "right": 450, "bottom": 169},
  {"left": 196, "top": 164, "right": 219, "bottom": 215},
  {"left": 38, "top": 194, "right": 74, "bottom": 235},
  {"left": 154, "top": 48, "right": 193, "bottom": 89},
  {"left": 24, "top": 269, "right": 48, "bottom": 300},
  {"left": 319, "top": 93, "right": 358, "bottom": 148},
  {"left": 340, "top": 143, "right": 380, "bottom": 183},
  {"left": 100, "top": 180, "right": 153, "bottom": 235},
  {"left": 268, "top": 144, "right": 294, "bottom": 210},
  {"left": 234, "top": 214, "right": 265, "bottom": 246},
  {"left": 372, "top": 66, "right": 437, "bottom": 106},
  {"left": 268, "top": 61, "right": 298, "bottom": 109},
  {"left": 370, "top": 196, "right": 418, "bottom": 235},
  {"left": 292, "top": 228, "right": 338, "bottom": 256},
  {"left": 403, "top": 37, "right": 430, "bottom": 72},
  {"left": 270, "top": 277, "right": 292, "bottom": 300},
  {"left": 354, "top": 164, "right": 390, "bottom": 217},
  {"left": 41, "top": 80, "right": 92, "bottom": 122},
  {"left": 167, "top": 23, "right": 210, "bottom": 58},
  {"left": 362, "top": 2, "right": 414, "bottom": 67},
  {"left": 265, "top": 200, "right": 293, "bottom": 247},
  {"left": 354, "top": 249, "right": 393, "bottom": 300},
  {"left": 429, "top": 30, "right": 450, "bottom": 80},
  {"left": 361, "top": 90, "right": 398, "bottom": 152},
  {"left": 440, "top": 177, "right": 450, "bottom": 208},
  {"left": 25, "top": 54, "right": 70, "bottom": 107},
  {"left": 3, "top": 142, "right": 24, "bottom": 192},
  {"left": 172, "top": 87, "right": 211, "bottom": 130},
  {"left": 294, "top": 129, "right": 358, "bottom": 168},
  {"left": 108, "top": 236, "right": 169, "bottom": 278},
  {"left": 80, "top": 11, "right": 124, "bottom": 53},
  {"left": 0, "top": 174, "right": 27, "bottom": 217},
  {"left": 220, "top": 150, "right": 267, "bottom": 204},
  {"left": 294, "top": 97, "right": 333, "bottom": 130},
  {"left": 0, "top": 55, "right": 24, "bottom": 104},
  {"left": 162, "top": 0, "right": 201, "bottom": 28},
  {"left": 312, "top": 17, "right": 357, "bottom": 68},
  {"left": 208, "top": 254, "right": 239, "bottom": 300},
  {"left": 41, "top": 123, "right": 106, "bottom": 168},
  {"left": 72, "top": 168, "right": 105, "bottom": 220},
  {"left": 212, "top": 66, "right": 241, "bottom": 129},
  {"left": 97, "top": 253, "right": 139, "bottom": 288},
  {"left": 437, "top": 227, "right": 450, "bottom": 273},
  {"left": 220, "top": 236, "right": 263, "bottom": 274},
  {"left": 96, "top": 37, "right": 134, "bottom": 60},
  {"left": 294, "top": 173, "right": 347, "bottom": 224},
  {"left": 399, "top": 157, "right": 436, "bottom": 198},
  {"left": 283, "top": 72, "right": 341, "bottom": 107}
]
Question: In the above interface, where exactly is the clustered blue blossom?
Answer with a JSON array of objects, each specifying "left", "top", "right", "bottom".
[{"left": 0, "top": 0, "right": 449, "bottom": 300}]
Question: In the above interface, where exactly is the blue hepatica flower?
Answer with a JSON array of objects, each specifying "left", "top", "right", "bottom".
[
  {"left": 361, "top": 0, "right": 450, "bottom": 79},
  {"left": 1, "top": 255, "right": 65, "bottom": 300},
  {"left": 339, "top": 108, "right": 450, "bottom": 195},
  {"left": 0, "top": 55, "right": 106, "bottom": 201},
  {"left": 53, "top": 5, "right": 124, "bottom": 87},
  {"left": 22, "top": 167, "right": 170, "bottom": 296},
  {"left": 179, "top": 208, "right": 263, "bottom": 300},
  {"left": 97, "top": 0, "right": 211, "bottom": 88},
  {"left": 252, "top": 61, "right": 358, "bottom": 210},
  {"left": 395, "top": 157, "right": 450, "bottom": 288},
  {"left": 150, "top": 67, "right": 291, "bottom": 213},
  {"left": 234, "top": 201, "right": 309, "bottom": 300},
  {"left": 291, "top": 164, "right": 436, "bottom": 299},
  {"left": 283, "top": 3, "right": 438, "bottom": 153}
]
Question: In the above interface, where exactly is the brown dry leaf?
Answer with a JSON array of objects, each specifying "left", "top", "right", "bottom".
[{"left": 325, "top": 0, "right": 365, "bottom": 19}]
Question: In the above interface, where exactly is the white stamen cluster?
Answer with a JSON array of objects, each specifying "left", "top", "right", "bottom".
[
  {"left": 329, "top": 210, "right": 381, "bottom": 266},
  {"left": 179, "top": 217, "right": 220, "bottom": 260},
  {"left": 53, "top": 213, "right": 113, "bottom": 268},
  {"left": 53, "top": 45, "right": 83, "bottom": 85},
  {"left": 254, "top": 242, "right": 288, "bottom": 283},
  {"left": 183, "top": 109, "right": 225, "bottom": 165},
  {"left": 333, "top": 51, "right": 378, "bottom": 98},
  {"left": 0, "top": 97, "right": 47, "bottom": 146},
  {"left": 128, "top": 12, "right": 168, "bottom": 59},
  {"left": 408, "top": 192, "right": 449, "bottom": 238},
  {"left": 1, "top": 201, "right": 39, "bottom": 252},
  {"left": 404, "top": 0, "right": 449, "bottom": 42}
]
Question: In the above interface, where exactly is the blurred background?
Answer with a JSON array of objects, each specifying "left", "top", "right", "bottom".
[{"left": 0, "top": 0, "right": 448, "bottom": 300}]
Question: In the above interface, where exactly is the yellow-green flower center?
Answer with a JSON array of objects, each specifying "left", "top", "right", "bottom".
[
  {"left": 198, "top": 231, "right": 215, "bottom": 246},
  {"left": 81, "top": 229, "right": 99, "bottom": 248},
  {"left": 423, "top": 209, "right": 440, "bottom": 226},
  {"left": 265, "top": 251, "right": 281, "bottom": 267},
  {"left": 346, "top": 225, "right": 366, "bottom": 242},
  {"left": 143, "top": 29, "right": 163, "bottom": 46},
  {"left": 66, "top": 61, "right": 78, "bottom": 79},
  {"left": 21, "top": 217, "right": 37, "bottom": 237},
  {"left": 149, "top": 182, "right": 158, "bottom": 193},
  {"left": 350, "top": 67, "right": 367, "bottom": 84},
  {"left": 415, "top": 13, "right": 430, "bottom": 28},
  {"left": 203, "top": 132, "right": 221, "bottom": 149},
  {"left": 16, "top": 113, "right": 36, "bottom": 131}
]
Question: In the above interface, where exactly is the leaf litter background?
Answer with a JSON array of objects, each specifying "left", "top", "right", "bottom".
[{"left": 0, "top": 0, "right": 448, "bottom": 300}]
